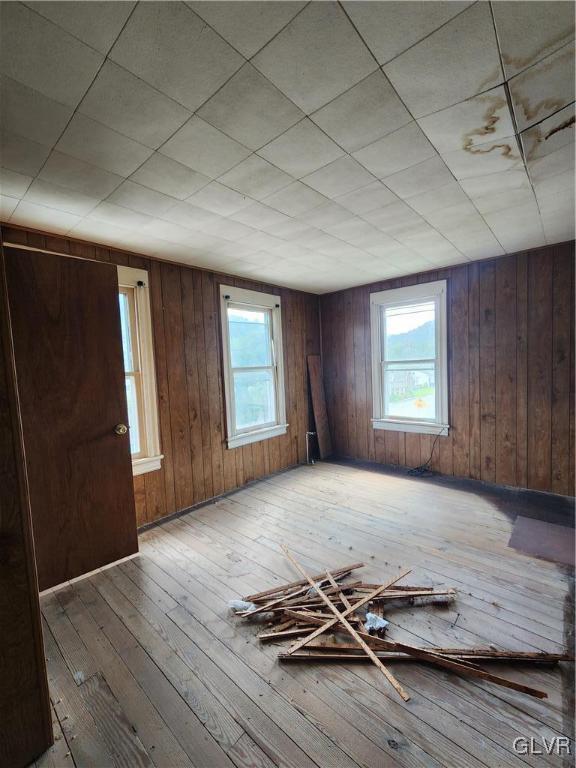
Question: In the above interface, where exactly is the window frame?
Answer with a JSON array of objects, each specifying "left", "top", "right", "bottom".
[
  {"left": 219, "top": 284, "right": 288, "bottom": 449},
  {"left": 370, "top": 280, "right": 449, "bottom": 436},
  {"left": 117, "top": 266, "right": 163, "bottom": 475}
]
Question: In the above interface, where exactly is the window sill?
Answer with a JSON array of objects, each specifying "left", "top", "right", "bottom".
[
  {"left": 227, "top": 423, "right": 288, "bottom": 449},
  {"left": 372, "top": 419, "right": 449, "bottom": 436},
  {"left": 132, "top": 454, "right": 164, "bottom": 476}
]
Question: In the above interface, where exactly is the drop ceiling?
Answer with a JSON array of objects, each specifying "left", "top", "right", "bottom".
[{"left": 0, "top": 1, "right": 574, "bottom": 293}]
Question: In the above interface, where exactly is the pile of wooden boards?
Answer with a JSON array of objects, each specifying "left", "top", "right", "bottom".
[{"left": 232, "top": 549, "right": 572, "bottom": 703}]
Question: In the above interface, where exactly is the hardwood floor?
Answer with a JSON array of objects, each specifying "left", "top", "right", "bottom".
[{"left": 36, "top": 462, "right": 574, "bottom": 768}]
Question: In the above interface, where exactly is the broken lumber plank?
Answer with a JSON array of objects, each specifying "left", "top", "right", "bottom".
[
  {"left": 278, "top": 651, "right": 567, "bottom": 665},
  {"left": 286, "top": 569, "right": 412, "bottom": 655},
  {"left": 258, "top": 627, "right": 318, "bottom": 642},
  {"left": 351, "top": 632, "right": 548, "bottom": 700},
  {"left": 243, "top": 563, "right": 364, "bottom": 602},
  {"left": 281, "top": 547, "right": 410, "bottom": 701}
]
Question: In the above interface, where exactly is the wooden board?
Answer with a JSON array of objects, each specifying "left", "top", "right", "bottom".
[
  {"left": 307, "top": 354, "right": 332, "bottom": 459},
  {"left": 5, "top": 246, "right": 138, "bottom": 589},
  {"left": 0, "top": 244, "right": 52, "bottom": 768}
]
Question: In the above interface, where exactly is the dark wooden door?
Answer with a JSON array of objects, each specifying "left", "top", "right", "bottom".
[
  {"left": 4, "top": 246, "right": 138, "bottom": 590},
  {"left": 0, "top": 247, "right": 52, "bottom": 767}
]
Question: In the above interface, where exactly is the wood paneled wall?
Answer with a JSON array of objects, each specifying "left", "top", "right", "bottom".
[
  {"left": 0, "top": 245, "right": 52, "bottom": 767},
  {"left": 320, "top": 242, "right": 575, "bottom": 496},
  {"left": 1, "top": 225, "right": 320, "bottom": 526}
]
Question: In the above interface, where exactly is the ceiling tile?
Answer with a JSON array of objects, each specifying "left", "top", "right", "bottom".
[
  {"left": 69, "top": 218, "right": 135, "bottom": 246},
  {"left": 417, "top": 86, "right": 515, "bottom": 155},
  {"left": 107, "top": 180, "right": 177, "bottom": 217},
  {"left": 218, "top": 155, "right": 293, "bottom": 200},
  {"left": 460, "top": 169, "right": 535, "bottom": 215},
  {"left": 441, "top": 134, "right": 523, "bottom": 180},
  {"left": 0, "top": 2, "right": 103, "bottom": 107},
  {"left": 521, "top": 103, "right": 575, "bottom": 163},
  {"left": 527, "top": 142, "right": 574, "bottom": 185},
  {"left": 342, "top": 1, "right": 472, "bottom": 65},
  {"left": 492, "top": 1, "right": 575, "bottom": 79},
  {"left": 383, "top": 156, "right": 453, "bottom": 200},
  {"left": 0, "top": 131, "right": 51, "bottom": 176},
  {"left": 88, "top": 200, "right": 151, "bottom": 230},
  {"left": 353, "top": 121, "right": 436, "bottom": 179},
  {"left": 323, "top": 217, "right": 386, "bottom": 250},
  {"left": 541, "top": 208, "right": 575, "bottom": 246},
  {"left": 140, "top": 217, "right": 199, "bottom": 245},
  {"left": 436, "top": 218, "right": 504, "bottom": 260},
  {"left": 38, "top": 150, "right": 124, "bottom": 198},
  {"left": 187, "top": 1, "right": 305, "bottom": 59},
  {"left": 159, "top": 201, "right": 221, "bottom": 231},
  {"left": 188, "top": 181, "right": 251, "bottom": 216},
  {"left": 302, "top": 156, "right": 375, "bottom": 198},
  {"left": 334, "top": 181, "right": 396, "bottom": 215},
  {"left": 10, "top": 199, "right": 81, "bottom": 233},
  {"left": 299, "top": 200, "right": 355, "bottom": 230},
  {"left": 310, "top": 71, "right": 411, "bottom": 153},
  {"left": 252, "top": 2, "right": 377, "bottom": 114},
  {"left": 109, "top": 2, "right": 243, "bottom": 112},
  {"left": 24, "top": 1, "right": 136, "bottom": 55},
  {"left": 263, "top": 181, "right": 327, "bottom": 217},
  {"left": 229, "top": 202, "right": 290, "bottom": 230},
  {"left": 199, "top": 216, "right": 256, "bottom": 242},
  {"left": 484, "top": 200, "right": 546, "bottom": 251},
  {"left": 363, "top": 200, "right": 424, "bottom": 235},
  {"left": 405, "top": 180, "right": 469, "bottom": 217},
  {"left": 160, "top": 116, "right": 251, "bottom": 178},
  {"left": 0, "top": 75, "right": 73, "bottom": 148},
  {"left": 0, "top": 168, "right": 32, "bottom": 198},
  {"left": 384, "top": 2, "right": 502, "bottom": 118},
  {"left": 241, "top": 230, "right": 286, "bottom": 252},
  {"left": 56, "top": 114, "right": 153, "bottom": 176},
  {"left": 23, "top": 178, "right": 99, "bottom": 216},
  {"left": 129, "top": 153, "right": 210, "bottom": 200},
  {"left": 198, "top": 63, "right": 303, "bottom": 150},
  {"left": 257, "top": 118, "right": 343, "bottom": 178},
  {"left": 509, "top": 43, "right": 574, "bottom": 131},
  {"left": 0, "top": 195, "right": 19, "bottom": 218},
  {"left": 263, "top": 219, "right": 320, "bottom": 242},
  {"left": 79, "top": 61, "right": 191, "bottom": 149}
]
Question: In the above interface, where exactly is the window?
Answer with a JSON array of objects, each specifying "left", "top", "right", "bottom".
[
  {"left": 370, "top": 280, "right": 449, "bottom": 436},
  {"left": 117, "top": 266, "right": 162, "bottom": 475},
  {"left": 220, "top": 285, "right": 287, "bottom": 448}
]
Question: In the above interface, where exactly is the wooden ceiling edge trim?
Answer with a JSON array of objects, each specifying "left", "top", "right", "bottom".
[{"left": 0, "top": 220, "right": 321, "bottom": 299}]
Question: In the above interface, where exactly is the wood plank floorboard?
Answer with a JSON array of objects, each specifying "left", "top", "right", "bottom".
[{"left": 37, "top": 462, "right": 574, "bottom": 767}]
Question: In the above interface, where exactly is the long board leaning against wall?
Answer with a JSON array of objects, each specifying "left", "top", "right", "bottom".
[
  {"left": 320, "top": 241, "right": 575, "bottom": 497},
  {"left": 1, "top": 225, "right": 321, "bottom": 526}
]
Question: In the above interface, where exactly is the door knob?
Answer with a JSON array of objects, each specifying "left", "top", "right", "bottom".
[{"left": 114, "top": 423, "right": 128, "bottom": 435}]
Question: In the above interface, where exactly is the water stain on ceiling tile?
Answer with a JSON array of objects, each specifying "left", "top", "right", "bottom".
[
  {"left": 509, "top": 43, "right": 575, "bottom": 131},
  {"left": 492, "top": 0, "right": 575, "bottom": 79},
  {"left": 418, "top": 86, "right": 513, "bottom": 155}
]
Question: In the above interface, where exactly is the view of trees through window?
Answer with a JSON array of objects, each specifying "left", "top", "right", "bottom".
[
  {"left": 228, "top": 306, "right": 276, "bottom": 431},
  {"left": 383, "top": 302, "right": 436, "bottom": 421}
]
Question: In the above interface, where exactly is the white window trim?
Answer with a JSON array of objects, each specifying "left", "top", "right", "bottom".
[
  {"left": 220, "top": 284, "right": 288, "bottom": 449},
  {"left": 370, "top": 280, "right": 449, "bottom": 436},
  {"left": 117, "top": 266, "right": 163, "bottom": 475}
]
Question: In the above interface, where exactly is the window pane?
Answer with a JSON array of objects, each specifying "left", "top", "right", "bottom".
[
  {"left": 228, "top": 307, "right": 272, "bottom": 367},
  {"left": 384, "top": 366, "right": 436, "bottom": 420},
  {"left": 384, "top": 302, "right": 435, "bottom": 361},
  {"left": 118, "top": 292, "right": 134, "bottom": 371},
  {"left": 125, "top": 376, "right": 141, "bottom": 454},
  {"left": 233, "top": 369, "right": 276, "bottom": 430}
]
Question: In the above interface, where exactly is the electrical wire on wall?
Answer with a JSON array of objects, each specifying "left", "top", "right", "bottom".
[{"left": 408, "top": 428, "right": 444, "bottom": 477}]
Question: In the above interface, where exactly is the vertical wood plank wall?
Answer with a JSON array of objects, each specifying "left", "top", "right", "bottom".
[
  {"left": 1, "top": 225, "right": 320, "bottom": 526},
  {"left": 320, "top": 241, "right": 575, "bottom": 497}
]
